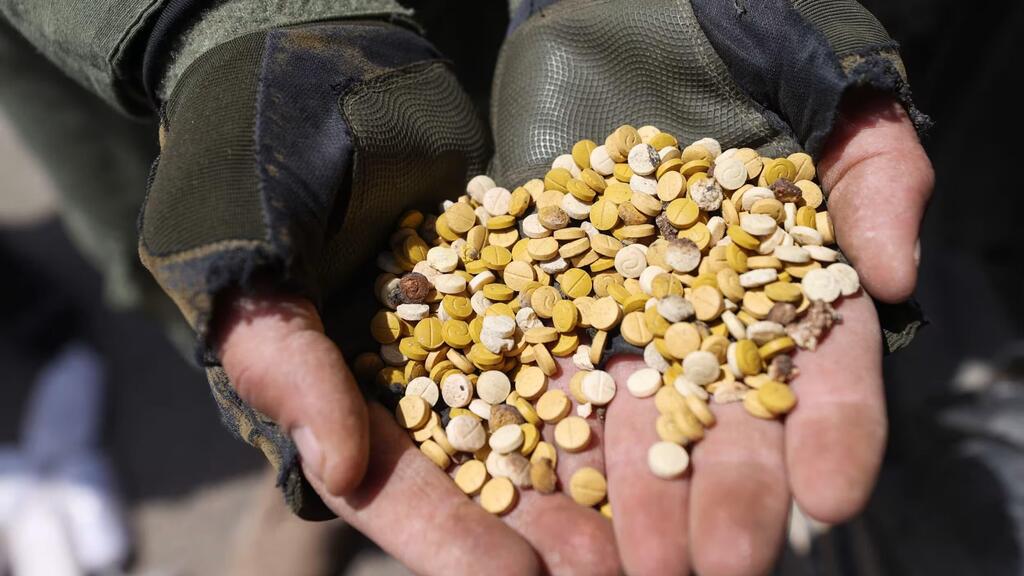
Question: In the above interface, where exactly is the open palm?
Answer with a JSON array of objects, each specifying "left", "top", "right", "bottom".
[{"left": 214, "top": 92, "right": 931, "bottom": 575}]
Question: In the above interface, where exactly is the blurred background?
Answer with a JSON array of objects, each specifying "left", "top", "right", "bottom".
[{"left": 1, "top": 0, "right": 1021, "bottom": 575}]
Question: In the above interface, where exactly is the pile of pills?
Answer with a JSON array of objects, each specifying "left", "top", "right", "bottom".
[{"left": 354, "top": 125, "right": 859, "bottom": 516}]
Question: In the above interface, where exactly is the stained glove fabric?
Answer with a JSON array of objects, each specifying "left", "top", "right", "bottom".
[{"left": 492, "top": 0, "right": 927, "bottom": 353}]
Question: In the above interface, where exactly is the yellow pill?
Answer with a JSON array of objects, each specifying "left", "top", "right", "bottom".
[
  {"left": 757, "top": 380, "right": 797, "bottom": 415},
  {"left": 581, "top": 168, "right": 607, "bottom": 193},
  {"left": 519, "top": 423, "right": 541, "bottom": 456},
  {"left": 607, "top": 283, "right": 631, "bottom": 305},
  {"left": 551, "top": 333, "right": 580, "bottom": 357},
  {"left": 376, "top": 366, "right": 405, "bottom": 388},
  {"left": 481, "top": 245, "right": 512, "bottom": 270},
  {"left": 399, "top": 337, "right": 428, "bottom": 361},
  {"left": 454, "top": 460, "right": 488, "bottom": 495},
  {"left": 656, "top": 157, "right": 684, "bottom": 180},
  {"left": 569, "top": 467, "right": 607, "bottom": 507},
  {"left": 743, "top": 389, "right": 775, "bottom": 419},
  {"left": 515, "top": 365, "right": 547, "bottom": 401},
  {"left": 370, "top": 310, "right": 402, "bottom": 344},
  {"left": 664, "top": 323, "right": 702, "bottom": 360},
  {"left": 536, "top": 389, "right": 572, "bottom": 423},
  {"left": 590, "top": 234, "right": 623, "bottom": 257},
  {"left": 620, "top": 310, "right": 654, "bottom": 347},
  {"left": 396, "top": 395, "right": 430, "bottom": 429},
  {"left": 525, "top": 327, "right": 559, "bottom": 345},
  {"left": 649, "top": 132, "right": 678, "bottom": 149},
  {"left": 419, "top": 438, "right": 451, "bottom": 470},
  {"left": 482, "top": 283, "right": 515, "bottom": 302},
  {"left": 560, "top": 268, "right": 593, "bottom": 298},
  {"left": 589, "top": 296, "right": 623, "bottom": 331},
  {"left": 691, "top": 285, "right": 725, "bottom": 322},
  {"left": 764, "top": 281, "right": 802, "bottom": 303},
  {"left": 486, "top": 215, "right": 516, "bottom": 230},
  {"left": 734, "top": 339, "right": 763, "bottom": 376},
  {"left": 727, "top": 225, "right": 760, "bottom": 250},
  {"left": 657, "top": 413, "right": 688, "bottom": 445},
  {"left": 527, "top": 237, "right": 559, "bottom": 261},
  {"left": 532, "top": 343, "right": 558, "bottom": 377},
  {"left": 677, "top": 221, "right": 711, "bottom": 251},
  {"left": 413, "top": 317, "right": 445, "bottom": 351},
  {"left": 544, "top": 168, "right": 572, "bottom": 193},
  {"left": 613, "top": 162, "right": 634, "bottom": 182},
  {"left": 666, "top": 198, "right": 700, "bottom": 228},
  {"left": 444, "top": 202, "right": 476, "bottom": 234},
  {"left": 480, "top": 477, "right": 517, "bottom": 515},
  {"left": 671, "top": 406, "right": 705, "bottom": 442},
  {"left": 509, "top": 186, "right": 532, "bottom": 217},
  {"left": 758, "top": 336, "right": 796, "bottom": 360},
  {"left": 531, "top": 440, "right": 559, "bottom": 466},
  {"left": 513, "top": 396, "right": 542, "bottom": 426},
  {"left": 604, "top": 182, "right": 633, "bottom": 204},
  {"left": 443, "top": 295, "right": 474, "bottom": 320},
  {"left": 590, "top": 199, "right": 620, "bottom": 231},
  {"left": 787, "top": 152, "right": 816, "bottom": 181},
  {"left": 785, "top": 260, "right": 821, "bottom": 279},
  {"left": 530, "top": 285, "right": 562, "bottom": 318},
  {"left": 567, "top": 178, "right": 597, "bottom": 202},
  {"left": 551, "top": 300, "right": 579, "bottom": 333},
  {"left": 762, "top": 158, "right": 797, "bottom": 185},
  {"left": 573, "top": 139, "right": 598, "bottom": 169},
  {"left": 716, "top": 268, "right": 745, "bottom": 302},
  {"left": 656, "top": 170, "right": 685, "bottom": 202},
  {"left": 485, "top": 302, "right": 515, "bottom": 317},
  {"left": 795, "top": 180, "right": 823, "bottom": 209},
  {"left": 555, "top": 416, "right": 592, "bottom": 453},
  {"left": 795, "top": 205, "right": 817, "bottom": 228}
]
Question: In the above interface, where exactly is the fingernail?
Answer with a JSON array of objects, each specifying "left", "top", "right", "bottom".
[
  {"left": 291, "top": 426, "right": 324, "bottom": 481},
  {"left": 913, "top": 239, "right": 921, "bottom": 267}
]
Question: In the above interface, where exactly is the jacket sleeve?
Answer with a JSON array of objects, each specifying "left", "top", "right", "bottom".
[{"left": 0, "top": 0, "right": 410, "bottom": 115}]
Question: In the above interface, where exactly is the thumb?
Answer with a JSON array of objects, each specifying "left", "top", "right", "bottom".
[
  {"left": 818, "top": 92, "right": 934, "bottom": 303},
  {"left": 215, "top": 293, "right": 369, "bottom": 496}
]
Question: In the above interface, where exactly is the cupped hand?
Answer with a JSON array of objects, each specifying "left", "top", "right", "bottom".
[
  {"left": 555, "top": 94, "right": 933, "bottom": 576},
  {"left": 214, "top": 295, "right": 621, "bottom": 575},
  {"left": 210, "top": 93, "right": 931, "bottom": 576}
]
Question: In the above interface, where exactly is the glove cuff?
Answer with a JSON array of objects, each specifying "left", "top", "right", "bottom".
[{"left": 690, "top": 0, "right": 931, "bottom": 155}]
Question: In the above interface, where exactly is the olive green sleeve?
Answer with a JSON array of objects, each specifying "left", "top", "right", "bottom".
[{"left": 0, "top": 0, "right": 409, "bottom": 114}]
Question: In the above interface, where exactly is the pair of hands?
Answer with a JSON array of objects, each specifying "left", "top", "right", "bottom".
[{"left": 214, "top": 93, "right": 932, "bottom": 575}]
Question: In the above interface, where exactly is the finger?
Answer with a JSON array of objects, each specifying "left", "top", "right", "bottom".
[
  {"left": 818, "top": 92, "right": 935, "bottom": 303},
  {"left": 504, "top": 491, "right": 620, "bottom": 576},
  {"left": 689, "top": 404, "right": 789, "bottom": 576},
  {"left": 314, "top": 404, "right": 540, "bottom": 575},
  {"left": 216, "top": 294, "right": 369, "bottom": 495},
  {"left": 785, "top": 292, "right": 886, "bottom": 523},
  {"left": 604, "top": 356, "right": 692, "bottom": 576},
  {"left": 542, "top": 357, "right": 606, "bottom": 481}
]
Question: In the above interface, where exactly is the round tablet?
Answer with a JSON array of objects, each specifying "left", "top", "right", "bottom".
[
  {"left": 454, "top": 460, "right": 488, "bottom": 495},
  {"left": 554, "top": 416, "right": 592, "bottom": 452},
  {"left": 441, "top": 373, "right": 474, "bottom": 408},
  {"left": 626, "top": 368, "right": 662, "bottom": 398},
  {"left": 489, "top": 424, "right": 525, "bottom": 454},
  {"left": 581, "top": 370, "right": 617, "bottom": 406},
  {"left": 396, "top": 395, "right": 430, "bottom": 430},
  {"left": 682, "top": 351, "right": 719, "bottom": 385},
  {"left": 405, "top": 376, "right": 440, "bottom": 406},
  {"left": 514, "top": 365, "right": 548, "bottom": 400},
  {"left": 477, "top": 370, "right": 512, "bottom": 404},
  {"left": 569, "top": 467, "right": 607, "bottom": 507},
  {"left": 827, "top": 262, "right": 861, "bottom": 296},
  {"left": 648, "top": 441, "right": 690, "bottom": 479},
  {"left": 536, "top": 389, "right": 572, "bottom": 423},
  {"left": 480, "top": 477, "right": 517, "bottom": 515},
  {"left": 446, "top": 414, "right": 487, "bottom": 453},
  {"left": 801, "top": 268, "right": 841, "bottom": 303}
]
